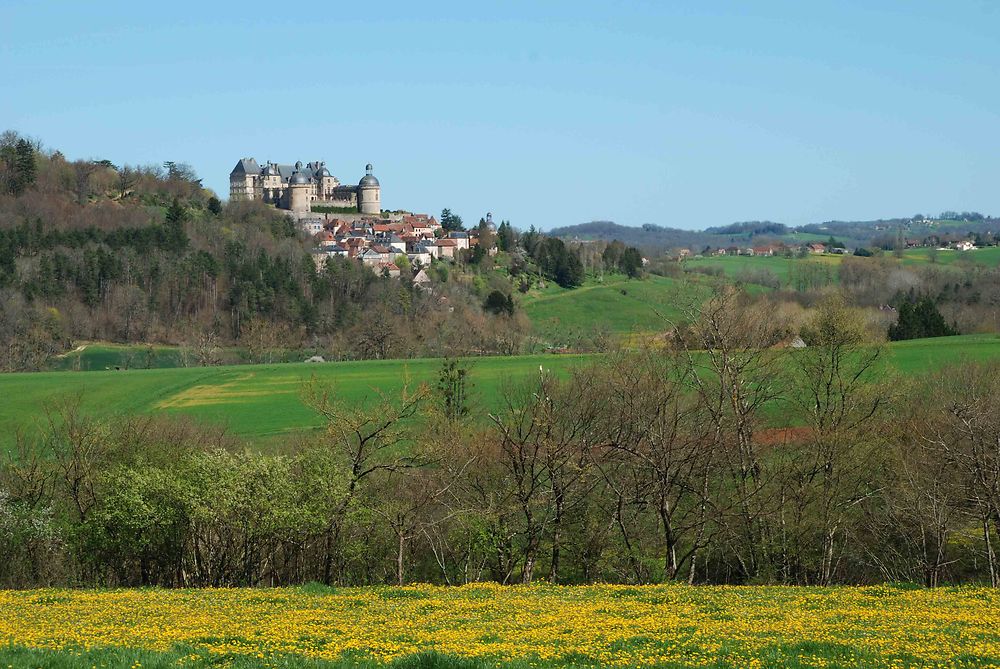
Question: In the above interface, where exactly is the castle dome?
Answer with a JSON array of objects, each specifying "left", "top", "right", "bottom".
[
  {"left": 263, "top": 163, "right": 278, "bottom": 176},
  {"left": 290, "top": 170, "right": 310, "bottom": 185},
  {"left": 294, "top": 160, "right": 303, "bottom": 169},
  {"left": 317, "top": 166, "right": 331, "bottom": 178},
  {"left": 359, "top": 163, "right": 379, "bottom": 188}
]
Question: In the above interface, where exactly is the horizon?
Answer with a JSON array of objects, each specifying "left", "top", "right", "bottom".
[{"left": 3, "top": 1, "right": 999, "bottom": 231}]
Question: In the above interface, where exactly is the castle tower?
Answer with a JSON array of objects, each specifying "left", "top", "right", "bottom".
[
  {"left": 288, "top": 169, "right": 311, "bottom": 213},
  {"left": 229, "top": 158, "right": 260, "bottom": 201},
  {"left": 358, "top": 163, "right": 381, "bottom": 215}
]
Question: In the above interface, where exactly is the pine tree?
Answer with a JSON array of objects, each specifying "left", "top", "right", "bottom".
[
  {"left": 164, "top": 198, "right": 190, "bottom": 253},
  {"left": 11, "top": 139, "right": 36, "bottom": 196}
]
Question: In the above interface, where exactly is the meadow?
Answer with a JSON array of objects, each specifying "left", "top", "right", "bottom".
[
  {"left": 683, "top": 246, "right": 1000, "bottom": 289},
  {"left": 681, "top": 254, "right": 843, "bottom": 284},
  {"left": 519, "top": 274, "right": 705, "bottom": 340},
  {"left": 0, "top": 353, "right": 592, "bottom": 446},
  {"left": 899, "top": 245, "right": 1000, "bottom": 268},
  {"left": 3, "top": 335, "right": 999, "bottom": 448},
  {"left": 0, "top": 584, "right": 998, "bottom": 668}
]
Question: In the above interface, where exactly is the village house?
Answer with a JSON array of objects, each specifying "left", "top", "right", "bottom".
[
  {"left": 412, "top": 268, "right": 432, "bottom": 290},
  {"left": 436, "top": 238, "right": 459, "bottom": 259},
  {"left": 448, "top": 231, "right": 470, "bottom": 250}
]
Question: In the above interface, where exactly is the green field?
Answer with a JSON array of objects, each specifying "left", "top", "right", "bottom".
[
  {"left": 4, "top": 335, "right": 1000, "bottom": 447},
  {"left": 682, "top": 253, "right": 843, "bottom": 285},
  {"left": 49, "top": 342, "right": 311, "bottom": 371},
  {"left": 1, "top": 354, "right": 593, "bottom": 445},
  {"left": 520, "top": 274, "right": 705, "bottom": 342},
  {"left": 900, "top": 245, "right": 1000, "bottom": 268}
]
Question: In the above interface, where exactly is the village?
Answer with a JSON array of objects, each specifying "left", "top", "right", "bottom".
[
  {"left": 675, "top": 236, "right": 987, "bottom": 260},
  {"left": 301, "top": 210, "right": 497, "bottom": 284}
]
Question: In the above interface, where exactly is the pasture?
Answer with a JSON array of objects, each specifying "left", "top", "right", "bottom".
[
  {"left": 682, "top": 253, "right": 843, "bottom": 285},
  {"left": 520, "top": 274, "right": 704, "bottom": 340},
  {"left": 900, "top": 245, "right": 1000, "bottom": 268},
  {"left": 2, "top": 335, "right": 1000, "bottom": 448},
  {"left": 0, "top": 354, "right": 592, "bottom": 446},
  {"left": 0, "top": 584, "right": 997, "bottom": 668}
]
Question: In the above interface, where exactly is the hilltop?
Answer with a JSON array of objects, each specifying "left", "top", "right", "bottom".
[{"left": 552, "top": 213, "right": 1000, "bottom": 253}]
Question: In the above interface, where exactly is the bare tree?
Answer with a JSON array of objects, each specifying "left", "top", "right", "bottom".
[{"left": 301, "top": 377, "right": 428, "bottom": 585}]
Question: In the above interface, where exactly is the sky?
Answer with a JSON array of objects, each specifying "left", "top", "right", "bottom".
[{"left": 1, "top": 1, "right": 999, "bottom": 230}]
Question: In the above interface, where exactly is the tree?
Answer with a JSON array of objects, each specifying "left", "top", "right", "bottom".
[
  {"left": 789, "top": 295, "right": 887, "bottom": 584},
  {"left": 888, "top": 295, "right": 957, "bottom": 341},
  {"left": 621, "top": 247, "right": 643, "bottom": 278},
  {"left": 301, "top": 378, "right": 428, "bottom": 584},
  {"left": 436, "top": 358, "right": 472, "bottom": 422},
  {"left": 164, "top": 198, "right": 190, "bottom": 253},
  {"left": 440, "top": 208, "right": 464, "bottom": 232},
  {"left": 680, "top": 286, "right": 787, "bottom": 582},
  {"left": 116, "top": 165, "right": 138, "bottom": 200},
  {"left": 496, "top": 221, "right": 516, "bottom": 252},
  {"left": 483, "top": 290, "right": 514, "bottom": 316},
  {"left": 207, "top": 196, "right": 222, "bottom": 215},
  {"left": 11, "top": 139, "right": 36, "bottom": 196}
]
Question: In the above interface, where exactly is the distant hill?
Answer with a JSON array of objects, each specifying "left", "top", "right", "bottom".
[
  {"left": 551, "top": 215, "right": 1000, "bottom": 253},
  {"left": 549, "top": 221, "right": 717, "bottom": 251}
]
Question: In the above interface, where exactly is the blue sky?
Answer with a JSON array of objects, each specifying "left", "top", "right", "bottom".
[{"left": 2, "top": 1, "right": 998, "bottom": 230}]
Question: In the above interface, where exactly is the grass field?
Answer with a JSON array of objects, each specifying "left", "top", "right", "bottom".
[
  {"left": 682, "top": 254, "right": 843, "bottom": 285},
  {"left": 0, "top": 354, "right": 593, "bottom": 446},
  {"left": 0, "top": 584, "right": 997, "bottom": 668},
  {"left": 3, "top": 335, "right": 999, "bottom": 448},
  {"left": 900, "top": 246, "right": 1000, "bottom": 268},
  {"left": 683, "top": 247, "right": 1000, "bottom": 289},
  {"left": 520, "top": 274, "right": 705, "bottom": 341}
]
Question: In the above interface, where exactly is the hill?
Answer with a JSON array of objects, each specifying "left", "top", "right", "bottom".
[
  {"left": 519, "top": 274, "right": 706, "bottom": 346},
  {"left": 551, "top": 216, "right": 1000, "bottom": 254}
]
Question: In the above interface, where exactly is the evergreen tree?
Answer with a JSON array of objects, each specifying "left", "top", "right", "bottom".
[
  {"left": 888, "top": 295, "right": 958, "bottom": 341},
  {"left": 483, "top": 289, "right": 514, "bottom": 316},
  {"left": 440, "top": 208, "right": 464, "bottom": 232},
  {"left": 11, "top": 139, "right": 36, "bottom": 196},
  {"left": 621, "top": 246, "right": 643, "bottom": 278},
  {"left": 164, "top": 198, "right": 190, "bottom": 253},
  {"left": 496, "top": 221, "right": 516, "bottom": 252}
]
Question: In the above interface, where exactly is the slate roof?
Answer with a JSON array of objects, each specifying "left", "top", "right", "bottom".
[{"left": 231, "top": 158, "right": 261, "bottom": 176}]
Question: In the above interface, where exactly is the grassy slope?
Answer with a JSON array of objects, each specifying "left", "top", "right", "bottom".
[
  {"left": 520, "top": 274, "right": 705, "bottom": 339},
  {"left": 4, "top": 335, "right": 1000, "bottom": 448},
  {"left": 683, "top": 254, "right": 844, "bottom": 283},
  {"left": 899, "top": 245, "right": 1000, "bottom": 268},
  {"left": 684, "top": 247, "right": 1000, "bottom": 287}
]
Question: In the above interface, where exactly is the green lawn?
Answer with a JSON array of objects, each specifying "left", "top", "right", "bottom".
[{"left": 520, "top": 274, "right": 705, "bottom": 342}]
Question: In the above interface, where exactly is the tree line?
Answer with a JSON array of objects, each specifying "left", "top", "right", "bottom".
[{"left": 3, "top": 289, "right": 999, "bottom": 588}]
